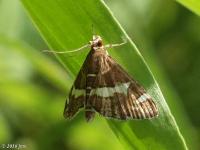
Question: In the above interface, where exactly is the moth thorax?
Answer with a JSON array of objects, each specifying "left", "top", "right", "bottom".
[{"left": 91, "top": 35, "right": 103, "bottom": 50}]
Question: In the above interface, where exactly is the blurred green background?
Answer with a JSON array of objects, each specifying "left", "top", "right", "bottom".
[{"left": 0, "top": 0, "right": 200, "bottom": 150}]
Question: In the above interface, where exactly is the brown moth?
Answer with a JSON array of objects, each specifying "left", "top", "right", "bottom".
[{"left": 63, "top": 35, "right": 158, "bottom": 122}]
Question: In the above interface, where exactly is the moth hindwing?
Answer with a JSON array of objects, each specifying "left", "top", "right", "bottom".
[{"left": 63, "top": 35, "right": 158, "bottom": 122}]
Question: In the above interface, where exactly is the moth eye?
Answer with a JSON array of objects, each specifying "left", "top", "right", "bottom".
[{"left": 97, "top": 41, "right": 103, "bottom": 47}]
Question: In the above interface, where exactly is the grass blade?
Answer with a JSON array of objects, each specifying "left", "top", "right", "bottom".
[
  {"left": 20, "top": 0, "right": 188, "bottom": 149},
  {"left": 176, "top": 0, "right": 200, "bottom": 16}
]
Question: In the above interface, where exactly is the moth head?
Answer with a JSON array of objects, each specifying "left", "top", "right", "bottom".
[{"left": 90, "top": 35, "right": 103, "bottom": 50}]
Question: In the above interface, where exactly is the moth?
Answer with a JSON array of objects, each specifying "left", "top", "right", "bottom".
[{"left": 59, "top": 35, "right": 158, "bottom": 122}]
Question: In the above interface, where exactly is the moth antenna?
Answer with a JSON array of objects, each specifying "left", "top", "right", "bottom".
[
  {"left": 104, "top": 39, "right": 127, "bottom": 49},
  {"left": 43, "top": 44, "right": 90, "bottom": 54},
  {"left": 91, "top": 24, "right": 95, "bottom": 35}
]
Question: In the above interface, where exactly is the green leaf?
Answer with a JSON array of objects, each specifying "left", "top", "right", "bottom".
[
  {"left": 20, "top": 0, "right": 188, "bottom": 149},
  {"left": 176, "top": 0, "right": 200, "bottom": 16},
  {"left": 0, "top": 36, "right": 71, "bottom": 92}
]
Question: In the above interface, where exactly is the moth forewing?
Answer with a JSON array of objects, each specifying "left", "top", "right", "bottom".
[{"left": 64, "top": 35, "right": 158, "bottom": 121}]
